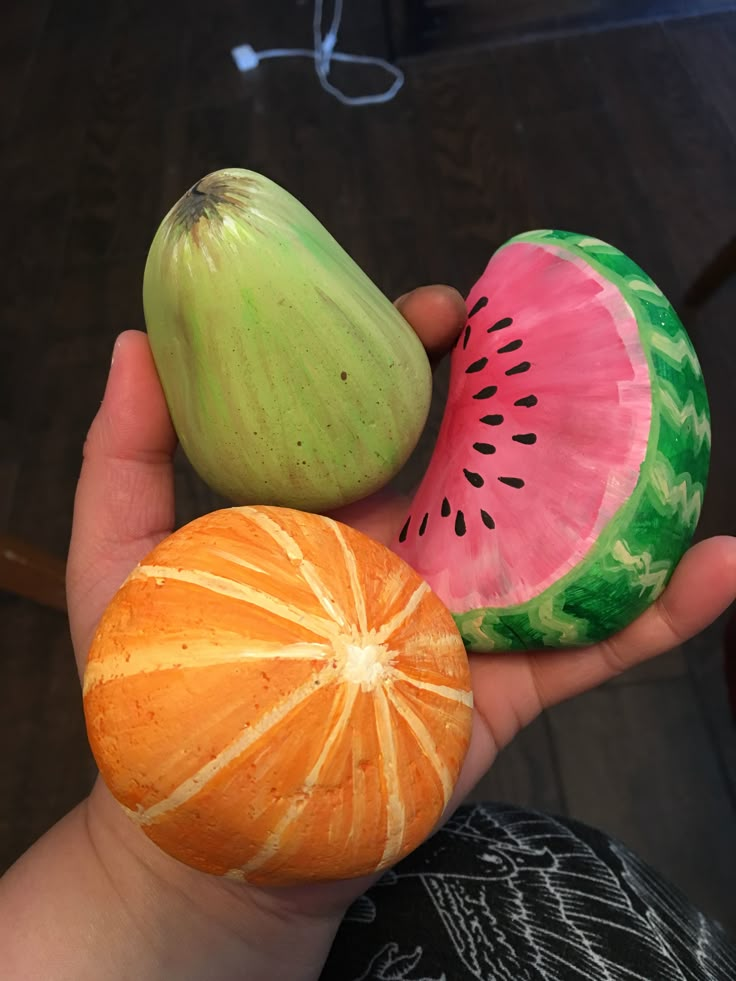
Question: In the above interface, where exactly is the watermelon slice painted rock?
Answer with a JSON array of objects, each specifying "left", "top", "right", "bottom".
[{"left": 394, "top": 230, "right": 710, "bottom": 653}]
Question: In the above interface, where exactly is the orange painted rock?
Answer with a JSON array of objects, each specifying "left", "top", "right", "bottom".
[{"left": 83, "top": 505, "right": 473, "bottom": 885}]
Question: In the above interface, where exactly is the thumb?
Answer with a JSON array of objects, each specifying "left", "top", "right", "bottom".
[{"left": 67, "top": 331, "right": 177, "bottom": 673}]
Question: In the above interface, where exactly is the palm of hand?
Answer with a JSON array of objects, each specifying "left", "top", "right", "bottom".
[{"left": 66, "top": 287, "right": 736, "bottom": 921}]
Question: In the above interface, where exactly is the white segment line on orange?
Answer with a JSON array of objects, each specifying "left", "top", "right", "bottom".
[
  {"left": 374, "top": 581, "right": 431, "bottom": 645},
  {"left": 126, "top": 663, "right": 342, "bottom": 827},
  {"left": 128, "top": 564, "right": 342, "bottom": 640},
  {"left": 230, "top": 682, "right": 361, "bottom": 878},
  {"left": 374, "top": 686, "right": 406, "bottom": 867},
  {"left": 391, "top": 669, "right": 473, "bottom": 708},
  {"left": 83, "top": 639, "right": 332, "bottom": 693},
  {"left": 384, "top": 685, "right": 455, "bottom": 809},
  {"left": 327, "top": 519, "right": 369, "bottom": 634},
  {"left": 239, "top": 508, "right": 350, "bottom": 629},
  {"left": 208, "top": 547, "right": 273, "bottom": 578}
]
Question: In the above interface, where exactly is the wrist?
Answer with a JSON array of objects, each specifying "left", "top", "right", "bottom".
[
  {"left": 85, "top": 780, "right": 346, "bottom": 981},
  {"left": 1, "top": 779, "right": 347, "bottom": 981}
]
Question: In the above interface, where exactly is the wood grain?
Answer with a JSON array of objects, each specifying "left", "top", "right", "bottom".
[
  {"left": 0, "top": 0, "right": 51, "bottom": 134},
  {"left": 3, "top": 0, "right": 111, "bottom": 277},
  {"left": 679, "top": 280, "right": 736, "bottom": 543},
  {"left": 64, "top": 1, "right": 189, "bottom": 262},
  {"left": 666, "top": 13, "right": 736, "bottom": 145},
  {"left": 0, "top": 600, "right": 95, "bottom": 875},
  {"left": 604, "top": 646, "right": 689, "bottom": 686},
  {"left": 583, "top": 22, "right": 736, "bottom": 285},
  {"left": 547, "top": 678, "right": 736, "bottom": 932},
  {"left": 392, "top": 0, "right": 736, "bottom": 54},
  {"left": 7, "top": 259, "right": 146, "bottom": 555},
  {"left": 467, "top": 713, "right": 566, "bottom": 815},
  {"left": 501, "top": 37, "right": 677, "bottom": 294},
  {"left": 0, "top": 460, "right": 19, "bottom": 535},
  {"left": 685, "top": 616, "right": 736, "bottom": 804},
  {"left": 407, "top": 55, "right": 533, "bottom": 296},
  {"left": 0, "top": 534, "right": 66, "bottom": 612}
]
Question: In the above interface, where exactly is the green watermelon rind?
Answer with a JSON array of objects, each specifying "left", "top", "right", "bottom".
[{"left": 454, "top": 230, "right": 711, "bottom": 653}]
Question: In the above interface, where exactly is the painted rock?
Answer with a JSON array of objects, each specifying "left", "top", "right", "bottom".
[
  {"left": 143, "top": 169, "right": 432, "bottom": 512},
  {"left": 394, "top": 230, "right": 710, "bottom": 652}
]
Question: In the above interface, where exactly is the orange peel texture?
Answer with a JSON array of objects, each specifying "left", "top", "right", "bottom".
[{"left": 83, "top": 506, "right": 473, "bottom": 885}]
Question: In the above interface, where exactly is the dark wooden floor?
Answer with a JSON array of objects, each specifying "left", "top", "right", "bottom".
[
  {"left": 391, "top": 0, "right": 736, "bottom": 54},
  {"left": 2, "top": 0, "right": 735, "bottom": 935}
]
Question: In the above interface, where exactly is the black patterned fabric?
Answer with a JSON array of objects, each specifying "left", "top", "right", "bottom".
[{"left": 320, "top": 803, "right": 736, "bottom": 981}]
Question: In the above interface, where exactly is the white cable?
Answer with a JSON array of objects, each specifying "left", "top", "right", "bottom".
[{"left": 231, "top": 0, "right": 404, "bottom": 106}]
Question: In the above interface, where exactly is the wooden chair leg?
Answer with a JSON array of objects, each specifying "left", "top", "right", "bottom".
[
  {"left": 682, "top": 235, "right": 736, "bottom": 308},
  {"left": 0, "top": 534, "right": 67, "bottom": 612}
]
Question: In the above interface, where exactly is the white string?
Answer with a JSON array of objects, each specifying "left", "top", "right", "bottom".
[{"left": 231, "top": 0, "right": 404, "bottom": 106}]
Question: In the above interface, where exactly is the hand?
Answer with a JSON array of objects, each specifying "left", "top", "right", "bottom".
[
  {"left": 40, "top": 285, "right": 482, "bottom": 981},
  {"left": 327, "top": 296, "right": 736, "bottom": 806},
  {"left": 1, "top": 287, "right": 472, "bottom": 981},
  {"left": 57, "top": 285, "right": 736, "bottom": 979}
]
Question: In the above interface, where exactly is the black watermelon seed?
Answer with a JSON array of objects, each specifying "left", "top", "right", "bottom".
[
  {"left": 455, "top": 510, "right": 467, "bottom": 536},
  {"left": 514, "top": 394, "right": 538, "bottom": 408},
  {"left": 472, "top": 385, "right": 497, "bottom": 400},
  {"left": 463, "top": 469, "right": 485, "bottom": 488},
  {"left": 512, "top": 433, "right": 537, "bottom": 444},
  {"left": 398, "top": 517, "right": 411, "bottom": 542},
  {"left": 462, "top": 324, "right": 471, "bottom": 349},
  {"left": 466, "top": 357, "right": 488, "bottom": 374},
  {"left": 506, "top": 361, "right": 531, "bottom": 376},
  {"left": 441, "top": 497, "right": 451, "bottom": 517},
  {"left": 487, "top": 316, "right": 513, "bottom": 333},
  {"left": 481, "top": 414, "right": 504, "bottom": 426},
  {"left": 498, "top": 476, "right": 525, "bottom": 489},
  {"left": 469, "top": 297, "right": 488, "bottom": 317},
  {"left": 498, "top": 339, "right": 522, "bottom": 354},
  {"left": 419, "top": 512, "right": 429, "bottom": 536},
  {"left": 480, "top": 509, "right": 495, "bottom": 529},
  {"left": 473, "top": 442, "right": 496, "bottom": 454}
]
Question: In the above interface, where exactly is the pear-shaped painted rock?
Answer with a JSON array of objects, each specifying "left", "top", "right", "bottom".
[{"left": 143, "top": 169, "right": 432, "bottom": 511}]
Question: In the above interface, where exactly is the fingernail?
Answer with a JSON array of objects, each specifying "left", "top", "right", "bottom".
[
  {"left": 110, "top": 334, "right": 123, "bottom": 367},
  {"left": 102, "top": 336, "right": 124, "bottom": 402}
]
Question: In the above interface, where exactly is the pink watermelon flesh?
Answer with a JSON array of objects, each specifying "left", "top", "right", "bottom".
[{"left": 397, "top": 241, "right": 652, "bottom": 611}]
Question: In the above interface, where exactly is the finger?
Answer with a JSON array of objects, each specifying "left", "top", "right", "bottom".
[
  {"left": 67, "top": 330, "right": 177, "bottom": 671},
  {"left": 325, "top": 488, "right": 412, "bottom": 547},
  {"left": 445, "top": 707, "right": 502, "bottom": 812},
  {"left": 327, "top": 287, "right": 466, "bottom": 535},
  {"left": 463, "top": 536, "right": 736, "bottom": 765},
  {"left": 527, "top": 535, "right": 736, "bottom": 711},
  {"left": 394, "top": 285, "right": 466, "bottom": 364}
]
